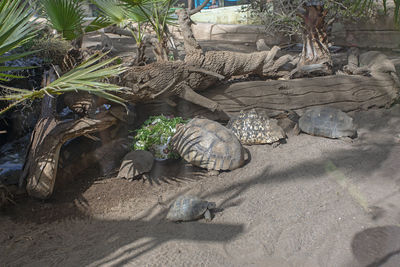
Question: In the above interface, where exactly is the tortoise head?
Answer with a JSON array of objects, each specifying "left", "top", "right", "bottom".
[{"left": 207, "top": 202, "right": 216, "bottom": 210}]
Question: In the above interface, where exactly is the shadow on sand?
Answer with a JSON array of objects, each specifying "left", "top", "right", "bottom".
[{"left": 1, "top": 105, "right": 400, "bottom": 265}]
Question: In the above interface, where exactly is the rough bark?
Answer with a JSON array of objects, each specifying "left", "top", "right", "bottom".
[
  {"left": 297, "top": 1, "right": 332, "bottom": 76},
  {"left": 135, "top": 42, "right": 147, "bottom": 65},
  {"left": 152, "top": 39, "right": 169, "bottom": 62},
  {"left": 137, "top": 52, "right": 400, "bottom": 121},
  {"left": 116, "top": 7, "right": 293, "bottom": 111},
  {"left": 114, "top": 2, "right": 398, "bottom": 117},
  {"left": 21, "top": 70, "right": 118, "bottom": 199}
]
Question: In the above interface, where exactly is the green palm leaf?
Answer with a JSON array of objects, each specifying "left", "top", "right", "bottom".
[
  {"left": 40, "top": 0, "right": 85, "bottom": 40},
  {"left": 0, "top": 0, "right": 39, "bottom": 81},
  {"left": 0, "top": 53, "right": 128, "bottom": 115},
  {"left": 120, "top": 0, "right": 178, "bottom": 41},
  {"left": 87, "top": 0, "right": 148, "bottom": 29}
]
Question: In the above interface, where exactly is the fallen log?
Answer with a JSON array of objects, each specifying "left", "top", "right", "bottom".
[{"left": 138, "top": 51, "right": 400, "bottom": 121}]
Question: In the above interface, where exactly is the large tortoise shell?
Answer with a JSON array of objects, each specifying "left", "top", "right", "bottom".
[
  {"left": 299, "top": 106, "right": 356, "bottom": 138},
  {"left": 171, "top": 118, "right": 245, "bottom": 171}
]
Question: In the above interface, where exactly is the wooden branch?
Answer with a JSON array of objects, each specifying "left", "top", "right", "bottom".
[
  {"left": 179, "top": 83, "right": 220, "bottom": 112},
  {"left": 24, "top": 114, "right": 117, "bottom": 199},
  {"left": 139, "top": 71, "right": 399, "bottom": 122},
  {"left": 177, "top": 8, "right": 203, "bottom": 55},
  {"left": 189, "top": 0, "right": 211, "bottom": 15},
  {"left": 187, "top": 67, "right": 225, "bottom": 80},
  {"left": 20, "top": 66, "right": 120, "bottom": 199}
]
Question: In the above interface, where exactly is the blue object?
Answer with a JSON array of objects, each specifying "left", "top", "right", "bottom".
[
  {"left": 194, "top": 0, "right": 213, "bottom": 9},
  {"left": 194, "top": 0, "right": 241, "bottom": 9}
]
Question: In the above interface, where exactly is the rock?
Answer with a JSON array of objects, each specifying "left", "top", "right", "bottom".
[
  {"left": 117, "top": 150, "right": 154, "bottom": 180},
  {"left": 256, "top": 39, "right": 271, "bottom": 51}
]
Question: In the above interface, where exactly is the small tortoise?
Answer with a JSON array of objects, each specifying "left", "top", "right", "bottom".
[
  {"left": 227, "top": 109, "right": 286, "bottom": 145},
  {"left": 117, "top": 150, "right": 154, "bottom": 180},
  {"left": 171, "top": 118, "right": 247, "bottom": 172},
  {"left": 299, "top": 106, "right": 357, "bottom": 138},
  {"left": 166, "top": 195, "right": 216, "bottom": 222}
]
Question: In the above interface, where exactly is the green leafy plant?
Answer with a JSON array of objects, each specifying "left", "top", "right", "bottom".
[
  {"left": 120, "top": 0, "right": 178, "bottom": 61},
  {"left": 40, "top": 0, "right": 86, "bottom": 41},
  {"left": 88, "top": 0, "right": 149, "bottom": 64},
  {"left": 0, "top": 53, "right": 127, "bottom": 114},
  {"left": 0, "top": 0, "right": 40, "bottom": 81},
  {"left": 133, "top": 115, "right": 187, "bottom": 159},
  {"left": 242, "top": 0, "right": 381, "bottom": 39},
  {"left": 88, "top": 0, "right": 178, "bottom": 62}
]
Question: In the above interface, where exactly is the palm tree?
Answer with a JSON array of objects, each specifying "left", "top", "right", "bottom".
[
  {"left": 120, "top": 0, "right": 178, "bottom": 62},
  {"left": 0, "top": 0, "right": 128, "bottom": 115},
  {"left": 0, "top": 0, "right": 39, "bottom": 82},
  {"left": 1, "top": 53, "right": 128, "bottom": 114},
  {"left": 40, "top": 0, "right": 87, "bottom": 48},
  {"left": 87, "top": 0, "right": 149, "bottom": 64},
  {"left": 90, "top": 0, "right": 177, "bottom": 62}
]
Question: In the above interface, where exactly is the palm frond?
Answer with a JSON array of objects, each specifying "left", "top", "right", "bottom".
[
  {"left": 90, "top": 0, "right": 128, "bottom": 25},
  {"left": 120, "top": 0, "right": 178, "bottom": 41},
  {"left": 88, "top": 0, "right": 148, "bottom": 28},
  {"left": 0, "top": 0, "right": 39, "bottom": 81},
  {"left": 85, "top": 16, "right": 113, "bottom": 33},
  {"left": 0, "top": 53, "right": 128, "bottom": 115},
  {"left": 40, "top": 0, "right": 85, "bottom": 40}
]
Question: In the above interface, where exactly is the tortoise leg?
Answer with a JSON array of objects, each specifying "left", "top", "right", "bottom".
[
  {"left": 272, "top": 142, "right": 280, "bottom": 148},
  {"left": 204, "top": 209, "right": 212, "bottom": 222}
]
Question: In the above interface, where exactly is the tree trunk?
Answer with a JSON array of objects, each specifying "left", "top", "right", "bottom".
[
  {"left": 21, "top": 69, "right": 118, "bottom": 199},
  {"left": 298, "top": 1, "right": 332, "bottom": 75},
  {"left": 137, "top": 52, "right": 400, "bottom": 121},
  {"left": 135, "top": 42, "right": 147, "bottom": 65},
  {"left": 71, "top": 35, "right": 83, "bottom": 49},
  {"left": 152, "top": 39, "right": 169, "bottom": 62}
]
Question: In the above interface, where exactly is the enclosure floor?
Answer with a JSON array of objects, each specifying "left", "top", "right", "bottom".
[{"left": 1, "top": 104, "right": 400, "bottom": 267}]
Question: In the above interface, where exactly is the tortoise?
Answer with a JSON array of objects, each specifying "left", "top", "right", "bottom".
[
  {"left": 117, "top": 150, "right": 154, "bottom": 180},
  {"left": 171, "top": 118, "right": 247, "bottom": 173},
  {"left": 166, "top": 195, "right": 216, "bottom": 222},
  {"left": 227, "top": 109, "right": 286, "bottom": 145},
  {"left": 299, "top": 106, "right": 357, "bottom": 139}
]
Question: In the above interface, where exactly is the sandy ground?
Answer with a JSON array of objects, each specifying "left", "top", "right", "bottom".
[
  {"left": 1, "top": 105, "right": 400, "bottom": 266},
  {"left": 1, "top": 34, "right": 400, "bottom": 266}
]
